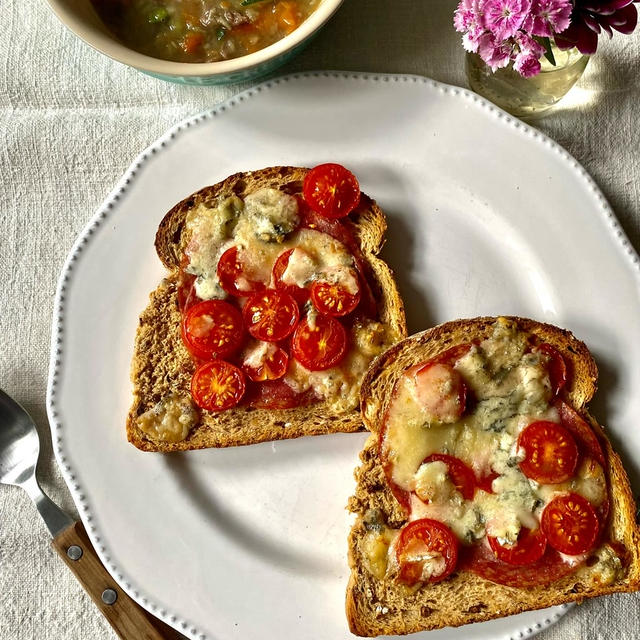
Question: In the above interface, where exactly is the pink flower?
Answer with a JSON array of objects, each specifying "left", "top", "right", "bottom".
[
  {"left": 477, "top": 32, "right": 514, "bottom": 70},
  {"left": 515, "top": 31, "right": 546, "bottom": 57},
  {"left": 453, "top": 0, "right": 578, "bottom": 78},
  {"left": 514, "top": 52, "right": 542, "bottom": 77},
  {"left": 454, "top": 0, "right": 477, "bottom": 31},
  {"left": 525, "top": 0, "right": 572, "bottom": 37},
  {"left": 455, "top": 0, "right": 487, "bottom": 52},
  {"left": 483, "top": 0, "right": 532, "bottom": 39},
  {"left": 454, "top": 2, "right": 485, "bottom": 32},
  {"left": 462, "top": 31, "right": 482, "bottom": 52}
]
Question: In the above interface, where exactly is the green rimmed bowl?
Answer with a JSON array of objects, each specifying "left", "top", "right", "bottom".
[{"left": 45, "top": 0, "right": 343, "bottom": 85}]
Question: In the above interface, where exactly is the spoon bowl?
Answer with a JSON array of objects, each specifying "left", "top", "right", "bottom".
[
  {"left": 0, "top": 388, "right": 73, "bottom": 536},
  {"left": 0, "top": 390, "right": 40, "bottom": 487}
]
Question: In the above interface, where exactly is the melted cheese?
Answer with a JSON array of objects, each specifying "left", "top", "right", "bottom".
[
  {"left": 242, "top": 188, "right": 299, "bottom": 243},
  {"left": 318, "top": 265, "right": 359, "bottom": 294},
  {"left": 414, "top": 461, "right": 458, "bottom": 503},
  {"left": 136, "top": 394, "right": 198, "bottom": 443},
  {"left": 535, "top": 455, "right": 607, "bottom": 508},
  {"left": 407, "top": 551, "right": 447, "bottom": 580},
  {"left": 361, "top": 528, "right": 398, "bottom": 580},
  {"left": 242, "top": 340, "right": 277, "bottom": 370},
  {"left": 589, "top": 544, "right": 623, "bottom": 585},
  {"left": 410, "top": 493, "right": 485, "bottom": 543},
  {"left": 185, "top": 197, "right": 242, "bottom": 300},
  {"left": 281, "top": 248, "right": 317, "bottom": 287},
  {"left": 184, "top": 188, "right": 356, "bottom": 301},
  {"left": 384, "top": 318, "right": 571, "bottom": 547}
]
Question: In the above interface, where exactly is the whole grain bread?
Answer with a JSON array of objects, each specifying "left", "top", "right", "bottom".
[
  {"left": 127, "top": 166, "right": 407, "bottom": 452},
  {"left": 346, "top": 317, "right": 640, "bottom": 636}
]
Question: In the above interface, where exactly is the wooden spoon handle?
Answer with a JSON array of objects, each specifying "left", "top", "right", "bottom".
[{"left": 53, "top": 521, "right": 184, "bottom": 639}]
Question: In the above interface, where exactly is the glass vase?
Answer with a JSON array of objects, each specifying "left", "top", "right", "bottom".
[{"left": 465, "top": 45, "right": 589, "bottom": 118}]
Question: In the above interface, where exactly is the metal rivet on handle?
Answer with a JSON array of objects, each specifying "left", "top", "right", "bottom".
[
  {"left": 102, "top": 589, "right": 118, "bottom": 605},
  {"left": 67, "top": 545, "right": 83, "bottom": 561}
]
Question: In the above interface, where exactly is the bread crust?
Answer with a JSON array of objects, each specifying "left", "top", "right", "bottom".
[
  {"left": 347, "top": 317, "right": 640, "bottom": 636},
  {"left": 127, "top": 166, "right": 407, "bottom": 452}
]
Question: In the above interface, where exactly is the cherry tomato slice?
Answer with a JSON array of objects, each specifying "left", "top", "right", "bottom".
[
  {"left": 518, "top": 421, "right": 579, "bottom": 484},
  {"left": 488, "top": 527, "right": 547, "bottom": 566},
  {"left": 181, "top": 300, "right": 244, "bottom": 361},
  {"left": 303, "top": 163, "right": 361, "bottom": 219},
  {"left": 421, "top": 453, "right": 476, "bottom": 501},
  {"left": 411, "top": 362, "right": 467, "bottom": 424},
  {"left": 241, "top": 341, "right": 289, "bottom": 382},
  {"left": 191, "top": 360, "right": 246, "bottom": 411},
  {"left": 217, "top": 246, "right": 266, "bottom": 297},
  {"left": 311, "top": 278, "right": 361, "bottom": 317},
  {"left": 537, "top": 343, "right": 567, "bottom": 397},
  {"left": 272, "top": 248, "right": 310, "bottom": 303},
  {"left": 395, "top": 519, "right": 459, "bottom": 585},
  {"left": 541, "top": 492, "right": 599, "bottom": 555},
  {"left": 292, "top": 315, "right": 348, "bottom": 371},
  {"left": 243, "top": 290, "right": 300, "bottom": 342}
]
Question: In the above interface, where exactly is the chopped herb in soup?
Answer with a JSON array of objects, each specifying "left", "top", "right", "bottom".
[{"left": 91, "top": 0, "right": 320, "bottom": 63}]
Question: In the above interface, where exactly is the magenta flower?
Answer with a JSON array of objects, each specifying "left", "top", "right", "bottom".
[
  {"left": 515, "top": 31, "right": 547, "bottom": 57},
  {"left": 454, "top": 0, "right": 639, "bottom": 79},
  {"left": 525, "top": 0, "right": 573, "bottom": 36},
  {"left": 454, "top": 0, "right": 481, "bottom": 31},
  {"left": 483, "top": 0, "right": 532, "bottom": 39},
  {"left": 514, "top": 53, "right": 542, "bottom": 76},
  {"left": 454, "top": 0, "right": 487, "bottom": 51},
  {"left": 477, "top": 32, "right": 515, "bottom": 69}
]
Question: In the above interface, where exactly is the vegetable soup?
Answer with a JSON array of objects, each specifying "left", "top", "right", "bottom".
[{"left": 91, "top": 0, "right": 321, "bottom": 63}]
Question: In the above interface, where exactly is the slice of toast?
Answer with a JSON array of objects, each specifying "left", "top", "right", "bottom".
[
  {"left": 346, "top": 317, "right": 640, "bottom": 636},
  {"left": 127, "top": 166, "right": 407, "bottom": 452}
]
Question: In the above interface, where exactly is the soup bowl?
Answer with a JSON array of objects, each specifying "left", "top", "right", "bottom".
[{"left": 45, "top": 0, "right": 344, "bottom": 85}]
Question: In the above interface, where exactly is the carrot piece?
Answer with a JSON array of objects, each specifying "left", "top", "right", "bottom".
[
  {"left": 274, "top": 1, "right": 302, "bottom": 34},
  {"left": 181, "top": 32, "right": 204, "bottom": 54}
]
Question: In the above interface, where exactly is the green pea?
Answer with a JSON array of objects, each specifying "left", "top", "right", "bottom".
[{"left": 148, "top": 7, "right": 169, "bottom": 23}]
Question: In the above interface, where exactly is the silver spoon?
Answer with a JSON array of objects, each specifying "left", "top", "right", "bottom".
[
  {"left": 0, "top": 389, "right": 74, "bottom": 535},
  {"left": 0, "top": 388, "right": 183, "bottom": 639}
]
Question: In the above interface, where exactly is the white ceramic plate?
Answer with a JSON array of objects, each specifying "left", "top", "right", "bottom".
[{"left": 47, "top": 72, "right": 640, "bottom": 640}]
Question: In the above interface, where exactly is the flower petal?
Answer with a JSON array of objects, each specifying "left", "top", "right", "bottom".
[
  {"left": 608, "top": 4, "right": 638, "bottom": 33},
  {"left": 599, "top": 21, "right": 614, "bottom": 37},
  {"left": 557, "top": 21, "right": 600, "bottom": 54},
  {"left": 582, "top": 13, "right": 602, "bottom": 34}
]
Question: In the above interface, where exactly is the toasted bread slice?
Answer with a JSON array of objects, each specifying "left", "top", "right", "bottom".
[
  {"left": 127, "top": 166, "right": 407, "bottom": 452},
  {"left": 346, "top": 317, "right": 640, "bottom": 636}
]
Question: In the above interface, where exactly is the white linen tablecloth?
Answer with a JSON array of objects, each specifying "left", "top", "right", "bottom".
[{"left": 1, "top": 1, "right": 639, "bottom": 638}]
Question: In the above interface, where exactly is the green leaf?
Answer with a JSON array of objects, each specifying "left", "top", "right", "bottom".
[
  {"left": 216, "top": 27, "right": 226, "bottom": 41},
  {"left": 241, "top": 0, "right": 266, "bottom": 5},
  {"left": 542, "top": 37, "right": 556, "bottom": 66}
]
